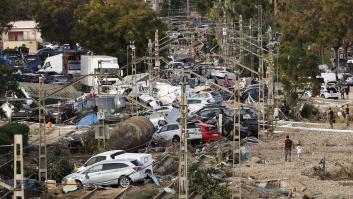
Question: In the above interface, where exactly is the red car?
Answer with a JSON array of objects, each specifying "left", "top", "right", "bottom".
[{"left": 197, "top": 123, "right": 222, "bottom": 143}]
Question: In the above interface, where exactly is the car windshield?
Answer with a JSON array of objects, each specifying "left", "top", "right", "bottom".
[
  {"left": 188, "top": 99, "right": 201, "bottom": 104},
  {"left": 210, "top": 91, "right": 221, "bottom": 97}
]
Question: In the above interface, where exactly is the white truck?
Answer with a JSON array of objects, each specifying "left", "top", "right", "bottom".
[
  {"left": 39, "top": 53, "right": 81, "bottom": 76},
  {"left": 80, "top": 55, "right": 121, "bottom": 88}
]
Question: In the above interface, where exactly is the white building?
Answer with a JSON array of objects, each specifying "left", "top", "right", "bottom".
[{"left": 1, "top": 20, "right": 42, "bottom": 54}]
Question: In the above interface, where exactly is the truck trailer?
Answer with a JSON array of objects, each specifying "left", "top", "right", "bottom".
[{"left": 80, "top": 55, "right": 121, "bottom": 90}]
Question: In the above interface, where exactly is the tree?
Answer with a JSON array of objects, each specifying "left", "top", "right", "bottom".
[
  {"left": 74, "top": 0, "right": 166, "bottom": 66},
  {"left": 0, "top": 0, "right": 16, "bottom": 33},
  {"left": 0, "top": 63, "right": 17, "bottom": 98},
  {"left": 0, "top": 122, "right": 30, "bottom": 147},
  {"left": 279, "top": 0, "right": 353, "bottom": 57},
  {"left": 195, "top": 0, "right": 216, "bottom": 17},
  {"left": 35, "top": 0, "right": 88, "bottom": 44},
  {"left": 278, "top": 41, "right": 320, "bottom": 105}
]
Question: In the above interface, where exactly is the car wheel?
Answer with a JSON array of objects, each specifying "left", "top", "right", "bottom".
[
  {"left": 145, "top": 169, "right": 152, "bottom": 179},
  {"left": 172, "top": 135, "right": 180, "bottom": 143},
  {"left": 119, "top": 176, "right": 131, "bottom": 188},
  {"left": 320, "top": 94, "right": 325, "bottom": 98},
  {"left": 75, "top": 180, "right": 83, "bottom": 188}
]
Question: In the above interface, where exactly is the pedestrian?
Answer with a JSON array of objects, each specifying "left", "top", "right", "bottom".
[
  {"left": 346, "top": 104, "right": 350, "bottom": 127},
  {"left": 340, "top": 86, "right": 345, "bottom": 99},
  {"left": 284, "top": 135, "right": 293, "bottom": 162},
  {"left": 345, "top": 82, "right": 350, "bottom": 99},
  {"left": 223, "top": 74, "right": 230, "bottom": 87},
  {"left": 296, "top": 144, "right": 303, "bottom": 160},
  {"left": 328, "top": 107, "right": 335, "bottom": 129}
]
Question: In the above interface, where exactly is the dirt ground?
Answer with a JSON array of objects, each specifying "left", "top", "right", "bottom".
[{"left": 237, "top": 121, "right": 353, "bottom": 198}]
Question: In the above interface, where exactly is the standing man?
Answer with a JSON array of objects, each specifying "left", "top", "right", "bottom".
[
  {"left": 328, "top": 107, "right": 335, "bottom": 129},
  {"left": 345, "top": 82, "right": 350, "bottom": 99},
  {"left": 346, "top": 104, "right": 350, "bottom": 127},
  {"left": 284, "top": 135, "right": 293, "bottom": 162}
]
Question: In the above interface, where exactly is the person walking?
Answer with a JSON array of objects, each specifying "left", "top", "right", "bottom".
[
  {"left": 296, "top": 144, "right": 303, "bottom": 160},
  {"left": 346, "top": 104, "right": 350, "bottom": 127},
  {"left": 340, "top": 86, "right": 345, "bottom": 99},
  {"left": 328, "top": 107, "right": 335, "bottom": 129},
  {"left": 345, "top": 82, "right": 350, "bottom": 99},
  {"left": 284, "top": 135, "right": 293, "bottom": 162}
]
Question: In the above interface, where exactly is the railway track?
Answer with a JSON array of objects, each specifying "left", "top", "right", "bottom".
[{"left": 80, "top": 186, "right": 131, "bottom": 199}]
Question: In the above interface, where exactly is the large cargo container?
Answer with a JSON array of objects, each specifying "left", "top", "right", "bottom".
[{"left": 80, "top": 55, "right": 120, "bottom": 87}]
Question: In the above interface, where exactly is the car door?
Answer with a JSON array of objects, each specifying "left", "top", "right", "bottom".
[
  {"left": 84, "top": 164, "right": 103, "bottom": 185},
  {"left": 164, "top": 124, "right": 179, "bottom": 141},
  {"left": 98, "top": 163, "right": 130, "bottom": 185},
  {"left": 154, "top": 125, "right": 169, "bottom": 141},
  {"left": 187, "top": 123, "right": 201, "bottom": 140}
]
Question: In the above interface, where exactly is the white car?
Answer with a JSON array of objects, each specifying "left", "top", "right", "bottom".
[
  {"left": 187, "top": 98, "right": 211, "bottom": 115},
  {"left": 63, "top": 159, "right": 145, "bottom": 188},
  {"left": 209, "top": 67, "right": 236, "bottom": 80},
  {"left": 191, "top": 91, "right": 223, "bottom": 104},
  {"left": 152, "top": 123, "right": 202, "bottom": 143},
  {"left": 77, "top": 150, "right": 153, "bottom": 176},
  {"left": 78, "top": 150, "right": 126, "bottom": 172},
  {"left": 148, "top": 112, "right": 167, "bottom": 128},
  {"left": 320, "top": 82, "right": 339, "bottom": 99},
  {"left": 167, "top": 61, "right": 185, "bottom": 69}
]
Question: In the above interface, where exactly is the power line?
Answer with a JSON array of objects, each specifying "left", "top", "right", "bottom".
[{"left": 0, "top": 159, "right": 13, "bottom": 168}]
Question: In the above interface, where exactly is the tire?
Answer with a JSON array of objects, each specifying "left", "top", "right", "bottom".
[
  {"left": 320, "top": 94, "right": 325, "bottom": 98},
  {"left": 145, "top": 169, "right": 152, "bottom": 179},
  {"left": 172, "top": 135, "right": 180, "bottom": 143},
  {"left": 75, "top": 180, "right": 83, "bottom": 188},
  {"left": 119, "top": 176, "right": 131, "bottom": 188}
]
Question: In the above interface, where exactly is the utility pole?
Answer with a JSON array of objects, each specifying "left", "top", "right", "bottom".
[
  {"left": 178, "top": 69, "right": 188, "bottom": 199},
  {"left": 154, "top": 30, "right": 160, "bottom": 81},
  {"left": 250, "top": 18, "right": 254, "bottom": 77},
  {"left": 148, "top": 39, "right": 154, "bottom": 96},
  {"left": 13, "top": 134, "right": 24, "bottom": 199},
  {"left": 267, "top": 44, "right": 275, "bottom": 134},
  {"left": 232, "top": 70, "right": 242, "bottom": 199},
  {"left": 239, "top": 15, "right": 244, "bottom": 64},
  {"left": 38, "top": 77, "right": 47, "bottom": 185},
  {"left": 97, "top": 60, "right": 106, "bottom": 149},
  {"left": 257, "top": 4, "right": 265, "bottom": 139},
  {"left": 130, "top": 41, "right": 137, "bottom": 115}
]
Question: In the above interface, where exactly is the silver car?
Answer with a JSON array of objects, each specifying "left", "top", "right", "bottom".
[{"left": 62, "top": 159, "right": 144, "bottom": 188}]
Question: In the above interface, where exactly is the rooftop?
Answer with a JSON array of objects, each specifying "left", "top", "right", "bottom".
[{"left": 8, "top": 20, "right": 38, "bottom": 29}]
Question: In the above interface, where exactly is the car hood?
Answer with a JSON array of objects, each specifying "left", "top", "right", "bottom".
[{"left": 63, "top": 172, "right": 81, "bottom": 181}]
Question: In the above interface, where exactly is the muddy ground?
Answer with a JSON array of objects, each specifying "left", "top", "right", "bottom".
[{"left": 237, "top": 121, "right": 353, "bottom": 198}]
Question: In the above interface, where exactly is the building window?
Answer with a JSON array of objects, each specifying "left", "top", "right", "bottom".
[{"left": 8, "top": 32, "right": 24, "bottom": 41}]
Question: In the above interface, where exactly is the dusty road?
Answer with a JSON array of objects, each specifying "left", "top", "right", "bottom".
[{"left": 238, "top": 121, "right": 353, "bottom": 198}]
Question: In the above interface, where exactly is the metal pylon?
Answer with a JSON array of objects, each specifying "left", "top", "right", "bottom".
[
  {"left": 38, "top": 77, "right": 47, "bottom": 184},
  {"left": 154, "top": 30, "right": 160, "bottom": 81},
  {"left": 232, "top": 71, "right": 241, "bottom": 199},
  {"left": 14, "top": 134, "right": 24, "bottom": 199},
  {"left": 178, "top": 69, "right": 188, "bottom": 198}
]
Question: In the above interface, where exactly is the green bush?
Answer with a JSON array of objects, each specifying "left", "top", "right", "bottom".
[
  {"left": 301, "top": 104, "right": 319, "bottom": 120},
  {"left": 0, "top": 122, "right": 30, "bottom": 147},
  {"left": 48, "top": 157, "right": 73, "bottom": 182},
  {"left": 189, "top": 164, "right": 231, "bottom": 199}
]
